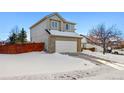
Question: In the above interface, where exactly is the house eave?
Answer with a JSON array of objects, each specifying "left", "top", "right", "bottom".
[{"left": 50, "top": 35, "right": 82, "bottom": 39}]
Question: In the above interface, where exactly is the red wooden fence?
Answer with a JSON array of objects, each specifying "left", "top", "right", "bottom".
[{"left": 0, "top": 43, "right": 44, "bottom": 54}]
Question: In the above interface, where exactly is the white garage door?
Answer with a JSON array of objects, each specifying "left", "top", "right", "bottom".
[{"left": 55, "top": 41, "right": 77, "bottom": 52}]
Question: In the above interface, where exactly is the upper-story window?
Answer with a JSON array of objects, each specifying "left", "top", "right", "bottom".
[
  {"left": 65, "top": 24, "right": 70, "bottom": 30},
  {"left": 65, "top": 24, "right": 74, "bottom": 31},
  {"left": 51, "top": 21, "right": 59, "bottom": 29}
]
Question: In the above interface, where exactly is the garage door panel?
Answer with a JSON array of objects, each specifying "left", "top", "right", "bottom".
[{"left": 56, "top": 41, "right": 77, "bottom": 52}]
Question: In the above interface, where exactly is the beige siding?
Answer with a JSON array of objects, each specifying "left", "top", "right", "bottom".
[
  {"left": 49, "top": 15, "right": 75, "bottom": 32},
  {"left": 50, "top": 15, "right": 62, "bottom": 21},
  {"left": 30, "top": 19, "right": 49, "bottom": 50}
]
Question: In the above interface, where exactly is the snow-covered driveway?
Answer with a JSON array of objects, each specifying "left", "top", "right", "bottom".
[
  {"left": 80, "top": 50, "right": 124, "bottom": 70},
  {"left": 0, "top": 52, "right": 96, "bottom": 78},
  {"left": 82, "top": 50, "right": 124, "bottom": 64}
]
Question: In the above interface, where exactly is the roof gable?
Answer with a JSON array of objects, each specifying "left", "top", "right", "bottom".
[
  {"left": 47, "top": 13, "right": 66, "bottom": 22},
  {"left": 30, "top": 13, "right": 76, "bottom": 29},
  {"left": 48, "top": 13, "right": 76, "bottom": 24}
]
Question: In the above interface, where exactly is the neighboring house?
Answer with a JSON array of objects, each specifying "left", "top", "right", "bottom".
[
  {"left": 81, "top": 35, "right": 103, "bottom": 52},
  {"left": 83, "top": 35, "right": 124, "bottom": 51},
  {"left": 120, "top": 41, "right": 124, "bottom": 47},
  {"left": 112, "top": 40, "right": 124, "bottom": 49},
  {"left": 30, "top": 13, "right": 82, "bottom": 53},
  {"left": 81, "top": 35, "right": 88, "bottom": 48},
  {"left": 87, "top": 35, "right": 102, "bottom": 46},
  {"left": 88, "top": 35, "right": 123, "bottom": 48}
]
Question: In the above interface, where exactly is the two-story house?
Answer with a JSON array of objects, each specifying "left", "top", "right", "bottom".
[{"left": 30, "top": 13, "right": 82, "bottom": 53}]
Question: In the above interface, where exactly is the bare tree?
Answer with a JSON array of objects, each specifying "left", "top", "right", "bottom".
[{"left": 89, "top": 24, "right": 122, "bottom": 54}]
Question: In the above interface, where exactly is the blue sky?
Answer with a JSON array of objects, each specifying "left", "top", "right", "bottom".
[{"left": 0, "top": 12, "right": 124, "bottom": 40}]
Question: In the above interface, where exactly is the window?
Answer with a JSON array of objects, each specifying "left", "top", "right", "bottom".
[
  {"left": 65, "top": 24, "right": 69, "bottom": 30},
  {"left": 51, "top": 21, "right": 59, "bottom": 29},
  {"left": 65, "top": 24, "right": 71, "bottom": 30},
  {"left": 71, "top": 25, "right": 74, "bottom": 30},
  {"left": 55, "top": 22, "right": 57, "bottom": 27},
  {"left": 52, "top": 22, "right": 55, "bottom": 28}
]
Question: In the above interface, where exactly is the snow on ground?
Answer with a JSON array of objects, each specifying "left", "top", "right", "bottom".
[
  {"left": 82, "top": 70, "right": 124, "bottom": 80},
  {"left": 82, "top": 50, "right": 124, "bottom": 64},
  {"left": 0, "top": 52, "right": 96, "bottom": 79}
]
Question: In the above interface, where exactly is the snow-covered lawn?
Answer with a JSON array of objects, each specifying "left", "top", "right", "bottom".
[
  {"left": 0, "top": 52, "right": 96, "bottom": 78},
  {"left": 82, "top": 50, "right": 124, "bottom": 64}
]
